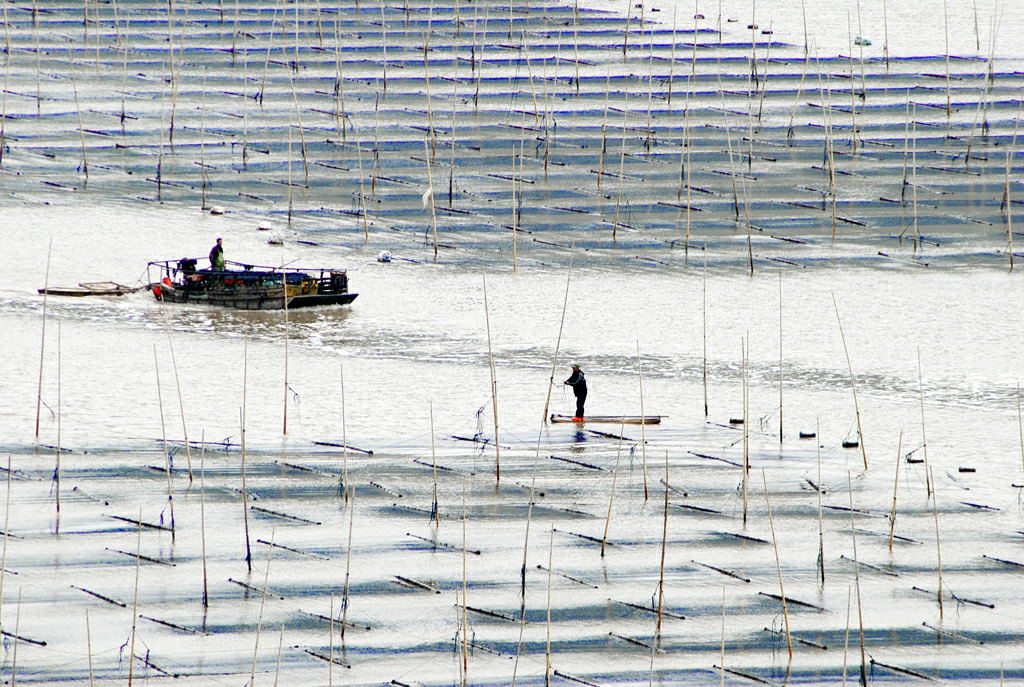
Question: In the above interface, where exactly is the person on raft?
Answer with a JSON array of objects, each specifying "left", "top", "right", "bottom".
[
  {"left": 563, "top": 364, "right": 587, "bottom": 421},
  {"left": 209, "top": 237, "right": 225, "bottom": 270}
]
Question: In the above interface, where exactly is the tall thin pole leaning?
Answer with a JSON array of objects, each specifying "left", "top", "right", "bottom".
[
  {"left": 543, "top": 252, "right": 573, "bottom": 424},
  {"left": 35, "top": 238, "right": 52, "bottom": 442},
  {"left": 483, "top": 277, "right": 501, "bottom": 482},
  {"left": 832, "top": 294, "right": 868, "bottom": 470}
]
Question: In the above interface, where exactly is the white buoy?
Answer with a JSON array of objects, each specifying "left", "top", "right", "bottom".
[{"left": 209, "top": 205, "right": 226, "bottom": 215}]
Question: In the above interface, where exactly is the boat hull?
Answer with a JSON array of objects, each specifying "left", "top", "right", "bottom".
[{"left": 153, "top": 284, "right": 357, "bottom": 310}]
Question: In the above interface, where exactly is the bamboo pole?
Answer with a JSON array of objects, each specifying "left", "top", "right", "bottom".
[
  {"left": 762, "top": 469, "right": 792, "bottom": 659},
  {"left": 918, "top": 348, "right": 932, "bottom": 497},
  {"left": 287, "top": 121, "right": 294, "bottom": 225},
  {"left": 597, "top": 61, "right": 610, "bottom": 191},
  {"left": 542, "top": 252, "right": 573, "bottom": 424},
  {"left": 843, "top": 476, "right": 868, "bottom": 687},
  {"left": 460, "top": 478, "right": 469, "bottom": 686},
  {"left": 199, "top": 76, "right": 208, "bottom": 209},
  {"left": 882, "top": 0, "right": 889, "bottom": 70},
  {"left": 0, "top": 48, "right": 9, "bottom": 169},
  {"left": 544, "top": 526, "right": 553, "bottom": 687},
  {"left": 34, "top": 239, "right": 52, "bottom": 443},
  {"left": 0, "top": 458, "right": 10, "bottom": 629},
  {"left": 612, "top": 95, "right": 629, "bottom": 244},
  {"left": 846, "top": 12, "right": 857, "bottom": 155},
  {"left": 943, "top": 0, "right": 951, "bottom": 123},
  {"left": 816, "top": 418, "right": 824, "bottom": 585},
  {"left": 71, "top": 79, "right": 89, "bottom": 187},
  {"left": 200, "top": 435, "right": 209, "bottom": 608},
  {"left": 637, "top": 341, "right": 649, "bottom": 500},
  {"left": 339, "top": 364, "right": 349, "bottom": 503},
  {"left": 249, "top": 534, "right": 275, "bottom": 687},
  {"left": 778, "top": 271, "right": 783, "bottom": 446},
  {"left": 167, "top": 1, "right": 178, "bottom": 149},
  {"left": 288, "top": 70, "right": 310, "bottom": 185},
  {"left": 832, "top": 294, "right": 868, "bottom": 470},
  {"left": 153, "top": 346, "right": 175, "bottom": 536},
  {"left": 11, "top": 589, "right": 20, "bottom": 684},
  {"left": 54, "top": 322, "right": 61, "bottom": 533},
  {"left": 888, "top": 431, "right": 902, "bottom": 553},
  {"left": 930, "top": 466, "right": 944, "bottom": 620},
  {"left": 842, "top": 587, "right": 851, "bottom": 684},
  {"left": 423, "top": 137, "right": 439, "bottom": 261},
  {"left": 329, "top": 595, "right": 335, "bottom": 686},
  {"left": 911, "top": 107, "right": 920, "bottom": 250},
  {"left": 86, "top": 608, "right": 94, "bottom": 687},
  {"left": 1003, "top": 99, "right": 1021, "bottom": 271},
  {"left": 242, "top": 339, "right": 253, "bottom": 572},
  {"left": 719, "top": 585, "right": 726, "bottom": 687},
  {"left": 655, "top": 451, "right": 669, "bottom": 640},
  {"left": 282, "top": 274, "right": 290, "bottom": 433},
  {"left": 430, "top": 402, "right": 439, "bottom": 526},
  {"left": 127, "top": 514, "right": 142, "bottom": 686},
  {"left": 716, "top": 79, "right": 742, "bottom": 223},
  {"left": 1018, "top": 384, "right": 1024, "bottom": 482},
  {"left": 742, "top": 337, "right": 749, "bottom": 525},
  {"left": 340, "top": 487, "right": 355, "bottom": 640},
  {"left": 601, "top": 419, "right": 626, "bottom": 557},
  {"left": 161, "top": 320, "right": 195, "bottom": 482},
  {"left": 483, "top": 277, "right": 501, "bottom": 483},
  {"left": 702, "top": 245, "right": 708, "bottom": 419}
]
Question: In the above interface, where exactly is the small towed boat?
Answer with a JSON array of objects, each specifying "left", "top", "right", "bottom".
[
  {"left": 550, "top": 414, "right": 663, "bottom": 425},
  {"left": 147, "top": 258, "right": 357, "bottom": 310},
  {"left": 39, "top": 282, "right": 137, "bottom": 297}
]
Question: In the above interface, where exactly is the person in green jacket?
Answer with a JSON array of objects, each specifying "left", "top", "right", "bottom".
[{"left": 209, "top": 237, "right": 225, "bottom": 270}]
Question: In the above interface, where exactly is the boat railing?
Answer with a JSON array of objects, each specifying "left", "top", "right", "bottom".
[{"left": 147, "top": 259, "right": 350, "bottom": 294}]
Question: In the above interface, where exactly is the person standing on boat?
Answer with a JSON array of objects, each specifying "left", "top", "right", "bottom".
[
  {"left": 209, "top": 238, "right": 225, "bottom": 270},
  {"left": 563, "top": 364, "right": 587, "bottom": 421}
]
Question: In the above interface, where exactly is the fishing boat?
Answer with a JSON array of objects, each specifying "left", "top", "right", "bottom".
[
  {"left": 146, "top": 258, "right": 357, "bottom": 310},
  {"left": 549, "top": 414, "right": 663, "bottom": 425}
]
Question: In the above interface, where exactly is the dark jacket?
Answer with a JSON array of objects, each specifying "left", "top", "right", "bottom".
[
  {"left": 209, "top": 243, "right": 224, "bottom": 269},
  {"left": 565, "top": 369, "right": 587, "bottom": 397}
]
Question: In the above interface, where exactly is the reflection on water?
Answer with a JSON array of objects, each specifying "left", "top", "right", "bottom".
[{"left": 157, "top": 300, "right": 355, "bottom": 339}]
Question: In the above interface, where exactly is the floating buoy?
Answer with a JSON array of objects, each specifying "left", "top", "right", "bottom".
[
  {"left": 728, "top": 417, "right": 744, "bottom": 425},
  {"left": 958, "top": 467, "right": 976, "bottom": 473},
  {"left": 257, "top": 223, "right": 272, "bottom": 231},
  {"left": 209, "top": 205, "right": 226, "bottom": 215},
  {"left": 267, "top": 233, "right": 284, "bottom": 245},
  {"left": 377, "top": 251, "right": 392, "bottom": 263},
  {"left": 842, "top": 440, "right": 860, "bottom": 448},
  {"left": 694, "top": 13, "right": 705, "bottom": 19},
  {"left": 799, "top": 431, "right": 816, "bottom": 439},
  {"left": 747, "top": 23, "right": 758, "bottom": 29},
  {"left": 854, "top": 36, "right": 872, "bottom": 46},
  {"left": 906, "top": 457, "right": 924, "bottom": 464}
]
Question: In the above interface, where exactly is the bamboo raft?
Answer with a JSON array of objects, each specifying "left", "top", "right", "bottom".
[
  {"left": 37, "top": 282, "right": 137, "bottom": 297},
  {"left": 549, "top": 414, "right": 663, "bottom": 425}
]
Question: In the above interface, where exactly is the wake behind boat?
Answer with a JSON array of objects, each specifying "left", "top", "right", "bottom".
[{"left": 147, "top": 258, "right": 357, "bottom": 310}]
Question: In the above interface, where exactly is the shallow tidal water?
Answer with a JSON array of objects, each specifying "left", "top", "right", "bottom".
[
  {"left": 2, "top": 0, "right": 1024, "bottom": 685},
  {"left": 3, "top": 199, "right": 1024, "bottom": 686}
]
